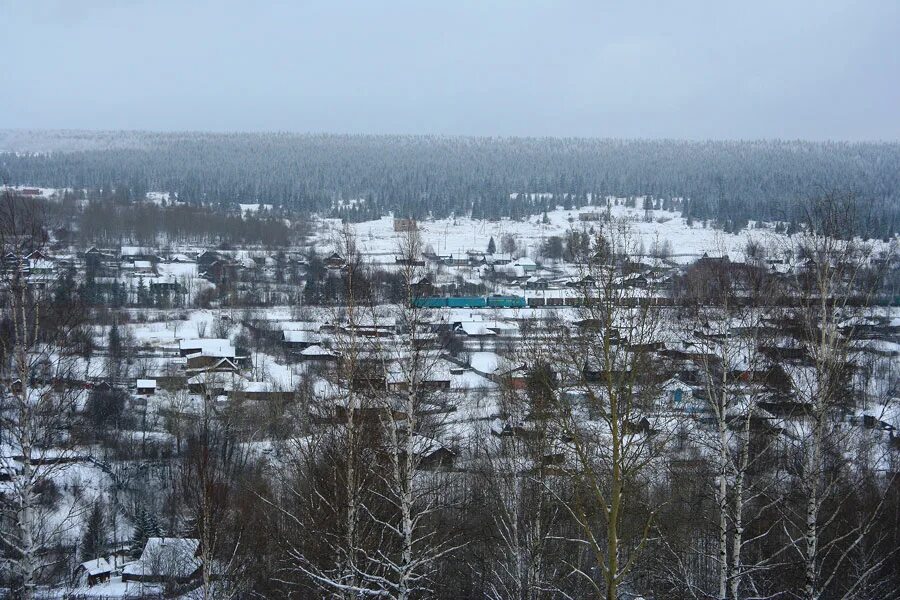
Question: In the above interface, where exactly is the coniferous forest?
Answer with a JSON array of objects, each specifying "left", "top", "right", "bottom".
[{"left": 3, "top": 131, "right": 899, "bottom": 236}]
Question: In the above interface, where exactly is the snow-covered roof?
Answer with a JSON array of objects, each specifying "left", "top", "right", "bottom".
[
  {"left": 179, "top": 339, "right": 235, "bottom": 357},
  {"left": 186, "top": 357, "right": 239, "bottom": 373},
  {"left": 187, "top": 372, "right": 246, "bottom": 388},
  {"left": 79, "top": 557, "right": 112, "bottom": 576},
  {"left": 136, "top": 379, "right": 157, "bottom": 388},
  {"left": 350, "top": 315, "right": 397, "bottom": 328},
  {"left": 469, "top": 352, "right": 500, "bottom": 373},
  {"left": 28, "top": 259, "right": 55, "bottom": 270},
  {"left": 123, "top": 537, "right": 200, "bottom": 579},
  {"left": 121, "top": 246, "right": 154, "bottom": 256},
  {"left": 412, "top": 434, "right": 454, "bottom": 457},
  {"left": 146, "top": 275, "right": 177, "bottom": 285},
  {"left": 447, "top": 310, "right": 483, "bottom": 323},
  {"left": 283, "top": 330, "right": 321, "bottom": 344},
  {"left": 486, "top": 320, "right": 518, "bottom": 334},
  {"left": 451, "top": 369, "right": 498, "bottom": 391},
  {"left": 300, "top": 344, "right": 338, "bottom": 357},
  {"left": 187, "top": 378, "right": 271, "bottom": 394},
  {"left": 662, "top": 377, "right": 691, "bottom": 391},
  {"left": 458, "top": 322, "right": 496, "bottom": 336}
]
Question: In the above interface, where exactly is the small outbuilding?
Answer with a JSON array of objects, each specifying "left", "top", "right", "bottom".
[
  {"left": 122, "top": 537, "right": 201, "bottom": 585},
  {"left": 282, "top": 330, "right": 322, "bottom": 351},
  {"left": 324, "top": 252, "right": 346, "bottom": 269},
  {"left": 74, "top": 557, "right": 113, "bottom": 587},
  {"left": 136, "top": 379, "right": 157, "bottom": 396},
  {"left": 299, "top": 345, "right": 340, "bottom": 361},
  {"left": 412, "top": 435, "right": 456, "bottom": 471}
]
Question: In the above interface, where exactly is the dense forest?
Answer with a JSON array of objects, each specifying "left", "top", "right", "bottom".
[{"left": 2, "top": 130, "right": 899, "bottom": 236}]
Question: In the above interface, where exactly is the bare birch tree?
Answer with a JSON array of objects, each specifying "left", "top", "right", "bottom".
[
  {"left": 780, "top": 193, "right": 899, "bottom": 600},
  {"left": 477, "top": 318, "right": 568, "bottom": 600},
  {"left": 677, "top": 239, "right": 791, "bottom": 599},
  {"left": 266, "top": 225, "right": 388, "bottom": 598},
  {"left": 550, "top": 220, "right": 676, "bottom": 599},
  {"left": 0, "top": 191, "right": 88, "bottom": 598},
  {"left": 358, "top": 226, "right": 464, "bottom": 599}
]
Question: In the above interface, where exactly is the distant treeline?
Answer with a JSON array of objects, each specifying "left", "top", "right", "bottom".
[
  {"left": 10, "top": 192, "right": 297, "bottom": 248},
  {"left": 77, "top": 200, "right": 295, "bottom": 247},
  {"left": 2, "top": 132, "right": 899, "bottom": 236}
]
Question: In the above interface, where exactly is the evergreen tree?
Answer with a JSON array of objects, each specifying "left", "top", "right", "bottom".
[
  {"left": 107, "top": 323, "right": 122, "bottom": 381},
  {"left": 136, "top": 276, "right": 150, "bottom": 307},
  {"left": 129, "top": 508, "right": 148, "bottom": 556},
  {"left": 81, "top": 502, "right": 106, "bottom": 561},
  {"left": 108, "top": 323, "right": 121, "bottom": 358},
  {"left": 130, "top": 507, "right": 163, "bottom": 557},
  {"left": 486, "top": 236, "right": 496, "bottom": 254}
]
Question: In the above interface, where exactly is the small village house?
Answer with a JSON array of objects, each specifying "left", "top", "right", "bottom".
[
  {"left": 74, "top": 557, "right": 113, "bottom": 587},
  {"left": 136, "top": 379, "right": 157, "bottom": 395},
  {"left": 122, "top": 537, "right": 201, "bottom": 585}
]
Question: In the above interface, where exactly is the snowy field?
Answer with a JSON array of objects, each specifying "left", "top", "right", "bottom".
[{"left": 312, "top": 200, "right": 793, "bottom": 264}]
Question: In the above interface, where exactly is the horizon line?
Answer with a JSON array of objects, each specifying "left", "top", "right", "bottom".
[{"left": 2, "top": 127, "right": 899, "bottom": 146}]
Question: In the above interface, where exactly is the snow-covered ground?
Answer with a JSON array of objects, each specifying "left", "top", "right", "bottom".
[
  {"left": 0, "top": 184, "right": 66, "bottom": 198},
  {"left": 312, "top": 201, "right": 792, "bottom": 264}
]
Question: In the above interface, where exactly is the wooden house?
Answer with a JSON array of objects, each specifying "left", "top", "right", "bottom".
[
  {"left": 122, "top": 537, "right": 201, "bottom": 585},
  {"left": 299, "top": 345, "right": 340, "bottom": 361},
  {"left": 412, "top": 435, "right": 456, "bottom": 471},
  {"left": 324, "top": 252, "right": 346, "bottom": 269},
  {"left": 186, "top": 355, "right": 240, "bottom": 373},
  {"left": 136, "top": 379, "right": 157, "bottom": 396},
  {"left": 74, "top": 558, "right": 112, "bottom": 587},
  {"left": 196, "top": 250, "right": 222, "bottom": 271},
  {"left": 179, "top": 339, "right": 235, "bottom": 359},
  {"left": 411, "top": 275, "right": 435, "bottom": 297},
  {"left": 282, "top": 330, "right": 322, "bottom": 351}
]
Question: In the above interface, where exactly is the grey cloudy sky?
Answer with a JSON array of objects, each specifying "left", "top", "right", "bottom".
[{"left": 2, "top": 0, "right": 898, "bottom": 140}]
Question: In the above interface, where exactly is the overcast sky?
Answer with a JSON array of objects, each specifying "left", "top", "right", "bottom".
[{"left": 2, "top": 1, "right": 898, "bottom": 140}]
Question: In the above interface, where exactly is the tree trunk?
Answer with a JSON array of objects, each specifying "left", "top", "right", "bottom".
[
  {"left": 730, "top": 420, "right": 749, "bottom": 600},
  {"left": 606, "top": 395, "right": 621, "bottom": 600},
  {"left": 717, "top": 415, "right": 729, "bottom": 600},
  {"left": 804, "top": 422, "right": 822, "bottom": 600},
  {"left": 19, "top": 452, "right": 36, "bottom": 600}
]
